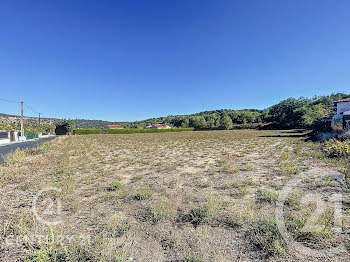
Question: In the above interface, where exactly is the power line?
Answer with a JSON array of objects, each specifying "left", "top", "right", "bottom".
[
  {"left": 0, "top": 98, "right": 20, "bottom": 104},
  {"left": 24, "top": 103, "right": 40, "bottom": 114},
  {"left": 0, "top": 98, "right": 64, "bottom": 122}
]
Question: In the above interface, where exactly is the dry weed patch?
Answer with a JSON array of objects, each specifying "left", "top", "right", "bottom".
[{"left": 0, "top": 130, "right": 349, "bottom": 261}]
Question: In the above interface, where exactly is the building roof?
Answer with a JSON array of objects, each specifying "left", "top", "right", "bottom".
[
  {"left": 152, "top": 124, "right": 170, "bottom": 128},
  {"left": 335, "top": 98, "right": 350, "bottom": 103},
  {"left": 107, "top": 125, "right": 123, "bottom": 128}
]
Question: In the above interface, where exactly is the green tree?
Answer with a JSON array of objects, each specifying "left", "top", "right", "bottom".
[
  {"left": 300, "top": 103, "right": 329, "bottom": 127},
  {"left": 181, "top": 118, "right": 190, "bottom": 128},
  {"left": 189, "top": 116, "right": 206, "bottom": 129},
  {"left": 220, "top": 115, "right": 233, "bottom": 130},
  {"left": 267, "top": 98, "right": 305, "bottom": 127},
  {"left": 206, "top": 113, "right": 218, "bottom": 129}
]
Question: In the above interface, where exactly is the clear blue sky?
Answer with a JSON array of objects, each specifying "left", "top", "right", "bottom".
[{"left": 0, "top": 0, "right": 349, "bottom": 121}]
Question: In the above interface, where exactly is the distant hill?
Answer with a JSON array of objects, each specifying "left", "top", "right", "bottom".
[
  {"left": 0, "top": 113, "right": 113, "bottom": 128},
  {"left": 1, "top": 93, "right": 349, "bottom": 129},
  {"left": 0, "top": 113, "right": 55, "bottom": 125}
]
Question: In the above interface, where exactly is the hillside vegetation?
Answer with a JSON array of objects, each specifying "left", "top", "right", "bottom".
[
  {"left": 0, "top": 93, "right": 349, "bottom": 130},
  {"left": 70, "top": 93, "right": 350, "bottom": 129}
]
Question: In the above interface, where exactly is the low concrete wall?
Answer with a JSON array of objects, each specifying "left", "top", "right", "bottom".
[{"left": 0, "top": 138, "right": 10, "bottom": 145}]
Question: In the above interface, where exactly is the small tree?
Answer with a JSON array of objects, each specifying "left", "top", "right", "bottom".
[
  {"left": 206, "top": 113, "right": 218, "bottom": 129},
  {"left": 189, "top": 116, "right": 207, "bottom": 129},
  {"left": 300, "top": 103, "right": 329, "bottom": 127},
  {"left": 220, "top": 115, "right": 233, "bottom": 130}
]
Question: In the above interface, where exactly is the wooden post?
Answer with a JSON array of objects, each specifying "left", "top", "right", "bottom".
[{"left": 20, "top": 101, "right": 24, "bottom": 137}]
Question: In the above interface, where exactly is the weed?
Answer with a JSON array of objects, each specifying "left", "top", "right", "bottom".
[
  {"left": 188, "top": 207, "right": 208, "bottom": 226},
  {"left": 134, "top": 185, "right": 154, "bottom": 200},
  {"left": 221, "top": 159, "right": 239, "bottom": 174},
  {"left": 240, "top": 164, "right": 253, "bottom": 171},
  {"left": 109, "top": 181, "right": 125, "bottom": 191},
  {"left": 230, "top": 186, "right": 248, "bottom": 198},
  {"left": 345, "top": 241, "right": 350, "bottom": 253},
  {"left": 151, "top": 201, "right": 176, "bottom": 222},
  {"left": 202, "top": 180, "right": 212, "bottom": 188},
  {"left": 27, "top": 227, "right": 95, "bottom": 262},
  {"left": 247, "top": 219, "right": 285, "bottom": 256},
  {"left": 206, "top": 197, "right": 223, "bottom": 221},
  {"left": 3, "top": 212, "right": 34, "bottom": 237},
  {"left": 5, "top": 149, "right": 28, "bottom": 165},
  {"left": 224, "top": 199, "right": 256, "bottom": 227},
  {"left": 106, "top": 219, "right": 133, "bottom": 237},
  {"left": 323, "top": 139, "right": 350, "bottom": 157},
  {"left": 186, "top": 253, "right": 201, "bottom": 262},
  {"left": 285, "top": 192, "right": 301, "bottom": 207},
  {"left": 131, "top": 175, "right": 143, "bottom": 182},
  {"left": 279, "top": 161, "right": 301, "bottom": 175},
  {"left": 257, "top": 189, "right": 279, "bottom": 203}
]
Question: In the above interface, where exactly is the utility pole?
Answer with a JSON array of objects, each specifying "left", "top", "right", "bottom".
[
  {"left": 38, "top": 113, "right": 41, "bottom": 125},
  {"left": 20, "top": 101, "right": 24, "bottom": 137}
]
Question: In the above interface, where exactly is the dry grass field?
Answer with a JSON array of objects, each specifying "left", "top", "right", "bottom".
[{"left": 0, "top": 130, "right": 349, "bottom": 261}]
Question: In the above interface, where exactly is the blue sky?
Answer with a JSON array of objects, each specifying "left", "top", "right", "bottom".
[{"left": 0, "top": 0, "right": 349, "bottom": 121}]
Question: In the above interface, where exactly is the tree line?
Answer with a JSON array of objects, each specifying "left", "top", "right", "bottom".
[
  {"left": 3, "top": 93, "right": 347, "bottom": 131},
  {"left": 113, "top": 93, "right": 349, "bottom": 130}
]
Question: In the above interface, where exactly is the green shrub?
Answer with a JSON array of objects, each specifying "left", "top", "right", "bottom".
[
  {"left": 257, "top": 189, "right": 279, "bottom": 203},
  {"left": 26, "top": 227, "right": 95, "bottom": 262},
  {"left": 109, "top": 181, "right": 124, "bottom": 191},
  {"left": 189, "top": 207, "right": 208, "bottom": 226},
  {"left": 323, "top": 139, "right": 350, "bottom": 157},
  {"left": 279, "top": 161, "right": 301, "bottom": 175},
  {"left": 185, "top": 254, "right": 201, "bottom": 262},
  {"left": 151, "top": 202, "right": 175, "bottom": 222},
  {"left": 247, "top": 219, "right": 285, "bottom": 256},
  {"left": 134, "top": 185, "right": 154, "bottom": 200}
]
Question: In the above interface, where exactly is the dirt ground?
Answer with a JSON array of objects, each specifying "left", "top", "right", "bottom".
[{"left": 0, "top": 130, "right": 349, "bottom": 261}]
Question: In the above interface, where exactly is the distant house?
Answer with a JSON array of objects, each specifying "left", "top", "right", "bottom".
[
  {"left": 332, "top": 98, "right": 350, "bottom": 130},
  {"left": 335, "top": 98, "right": 350, "bottom": 115},
  {"left": 144, "top": 124, "right": 171, "bottom": 129},
  {"left": 106, "top": 125, "right": 124, "bottom": 129}
]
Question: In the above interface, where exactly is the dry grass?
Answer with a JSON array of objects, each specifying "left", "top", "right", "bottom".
[{"left": 0, "top": 130, "right": 349, "bottom": 261}]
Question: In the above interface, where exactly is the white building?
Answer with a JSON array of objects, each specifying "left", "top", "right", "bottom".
[
  {"left": 332, "top": 98, "right": 350, "bottom": 130},
  {"left": 335, "top": 98, "right": 350, "bottom": 114},
  {"left": 144, "top": 124, "right": 171, "bottom": 129}
]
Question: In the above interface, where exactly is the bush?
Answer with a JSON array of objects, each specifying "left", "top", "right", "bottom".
[
  {"left": 337, "top": 131, "right": 350, "bottom": 141},
  {"left": 323, "top": 139, "right": 350, "bottom": 157},
  {"left": 247, "top": 219, "right": 285, "bottom": 256},
  {"left": 189, "top": 207, "right": 208, "bottom": 226},
  {"left": 151, "top": 201, "right": 176, "bottom": 222},
  {"left": 279, "top": 161, "right": 301, "bottom": 175},
  {"left": 257, "top": 189, "right": 279, "bottom": 203},
  {"left": 312, "top": 119, "right": 332, "bottom": 134},
  {"left": 108, "top": 181, "right": 124, "bottom": 191},
  {"left": 134, "top": 185, "right": 154, "bottom": 200},
  {"left": 26, "top": 227, "right": 95, "bottom": 262}
]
